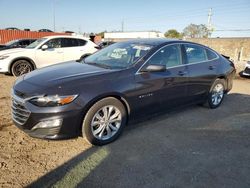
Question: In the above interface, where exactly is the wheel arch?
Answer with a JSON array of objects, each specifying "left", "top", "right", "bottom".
[
  {"left": 78, "top": 93, "right": 131, "bottom": 134},
  {"left": 216, "top": 75, "right": 228, "bottom": 92},
  {"left": 9, "top": 57, "right": 36, "bottom": 73}
]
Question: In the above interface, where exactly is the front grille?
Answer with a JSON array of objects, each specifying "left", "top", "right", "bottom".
[
  {"left": 11, "top": 97, "right": 30, "bottom": 125},
  {"left": 14, "top": 90, "right": 27, "bottom": 99}
]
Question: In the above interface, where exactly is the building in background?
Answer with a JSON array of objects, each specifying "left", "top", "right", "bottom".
[{"left": 104, "top": 31, "right": 164, "bottom": 42}]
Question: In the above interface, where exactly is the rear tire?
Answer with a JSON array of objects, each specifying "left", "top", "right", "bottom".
[
  {"left": 11, "top": 60, "right": 33, "bottom": 77},
  {"left": 206, "top": 79, "right": 226, "bottom": 109},
  {"left": 82, "top": 97, "right": 127, "bottom": 146}
]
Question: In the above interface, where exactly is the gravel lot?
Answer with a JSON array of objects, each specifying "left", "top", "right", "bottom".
[{"left": 0, "top": 74, "right": 250, "bottom": 188}]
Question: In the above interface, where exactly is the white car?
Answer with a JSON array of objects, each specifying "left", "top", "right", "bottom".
[
  {"left": 242, "top": 61, "right": 250, "bottom": 77},
  {"left": 0, "top": 35, "right": 98, "bottom": 76}
]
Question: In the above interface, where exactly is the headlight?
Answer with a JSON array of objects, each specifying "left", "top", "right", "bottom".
[
  {"left": 0, "top": 55, "right": 9, "bottom": 60},
  {"left": 29, "top": 95, "right": 78, "bottom": 107}
]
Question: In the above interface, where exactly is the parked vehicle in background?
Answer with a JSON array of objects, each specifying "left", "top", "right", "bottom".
[
  {"left": 0, "top": 35, "right": 98, "bottom": 76},
  {"left": 242, "top": 61, "right": 250, "bottom": 77},
  {"left": 38, "top": 29, "right": 53, "bottom": 32},
  {"left": 98, "top": 41, "right": 115, "bottom": 49},
  {"left": 64, "top": 31, "right": 75, "bottom": 34},
  {"left": 0, "top": 39, "right": 37, "bottom": 51},
  {"left": 5, "top": 27, "right": 20, "bottom": 30},
  {"left": 11, "top": 39, "right": 235, "bottom": 145}
]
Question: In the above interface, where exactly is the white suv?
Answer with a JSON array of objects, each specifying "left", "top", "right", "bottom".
[{"left": 0, "top": 35, "right": 98, "bottom": 76}]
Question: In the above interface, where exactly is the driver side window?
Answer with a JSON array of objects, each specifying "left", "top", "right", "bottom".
[
  {"left": 45, "top": 38, "right": 62, "bottom": 48},
  {"left": 147, "top": 44, "right": 182, "bottom": 68}
]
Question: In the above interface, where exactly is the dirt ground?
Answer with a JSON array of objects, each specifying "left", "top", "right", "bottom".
[
  {"left": 0, "top": 74, "right": 92, "bottom": 187},
  {"left": 0, "top": 74, "right": 250, "bottom": 188}
]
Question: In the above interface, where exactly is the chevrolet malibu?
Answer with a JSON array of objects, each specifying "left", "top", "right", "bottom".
[{"left": 12, "top": 39, "right": 235, "bottom": 145}]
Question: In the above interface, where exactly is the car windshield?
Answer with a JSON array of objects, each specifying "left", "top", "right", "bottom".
[
  {"left": 26, "top": 38, "right": 47, "bottom": 49},
  {"left": 84, "top": 42, "right": 153, "bottom": 69},
  {"left": 6, "top": 40, "right": 18, "bottom": 46}
]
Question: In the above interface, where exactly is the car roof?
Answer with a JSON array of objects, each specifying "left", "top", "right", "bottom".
[
  {"left": 17, "top": 38, "right": 37, "bottom": 41},
  {"left": 43, "top": 35, "right": 89, "bottom": 40},
  {"left": 120, "top": 38, "right": 211, "bottom": 48},
  {"left": 120, "top": 38, "right": 183, "bottom": 46}
]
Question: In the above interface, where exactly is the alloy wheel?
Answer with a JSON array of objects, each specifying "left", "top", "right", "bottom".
[
  {"left": 91, "top": 105, "right": 122, "bottom": 140},
  {"left": 211, "top": 83, "right": 224, "bottom": 106},
  {"left": 13, "top": 61, "right": 32, "bottom": 76}
]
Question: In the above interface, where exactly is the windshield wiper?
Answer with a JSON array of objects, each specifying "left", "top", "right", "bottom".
[{"left": 85, "top": 62, "right": 111, "bottom": 69}]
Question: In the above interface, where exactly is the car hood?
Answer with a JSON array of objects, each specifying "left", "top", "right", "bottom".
[
  {"left": 22, "top": 61, "right": 115, "bottom": 87},
  {"left": 0, "top": 48, "right": 27, "bottom": 55}
]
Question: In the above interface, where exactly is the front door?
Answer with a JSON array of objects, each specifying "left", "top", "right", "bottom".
[
  {"left": 134, "top": 44, "right": 188, "bottom": 117},
  {"left": 35, "top": 38, "right": 64, "bottom": 68}
]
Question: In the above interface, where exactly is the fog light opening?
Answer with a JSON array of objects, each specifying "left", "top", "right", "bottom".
[{"left": 32, "top": 119, "right": 63, "bottom": 130}]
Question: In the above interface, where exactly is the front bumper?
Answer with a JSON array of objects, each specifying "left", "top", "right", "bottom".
[
  {"left": 0, "top": 59, "right": 10, "bottom": 73},
  {"left": 242, "top": 65, "right": 250, "bottom": 76},
  {"left": 11, "top": 91, "right": 83, "bottom": 139}
]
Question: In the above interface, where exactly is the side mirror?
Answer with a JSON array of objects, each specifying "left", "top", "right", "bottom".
[
  {"left": 141, "top": 64, "right": 166, "bottom": 72},
  {"left": 76, "top": 54, "right": 91, "bottom": 62},
  {"left": 41, "top": 45, "right": 48, "bottom": 50}
]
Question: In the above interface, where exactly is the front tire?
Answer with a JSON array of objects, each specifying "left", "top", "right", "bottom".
[
  {"left": 207, "top": 79, "right": 226, "bottom": 109},
  {"left": 82, "top": 97, "right": 127, "bottom": 146},
  {"left": 11, "top": 60, "right": 33, "bottom": 77}
]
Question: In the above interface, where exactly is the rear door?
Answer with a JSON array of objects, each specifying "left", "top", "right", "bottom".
[
  {"left": 134, "top": 44, "right": 189, "bottom": 116},
  {"left": 183, "top": 44, "right": 218, "bottom": 101},
  {"left": 61, "top": 38, "right": 83, "bottom": 61}
]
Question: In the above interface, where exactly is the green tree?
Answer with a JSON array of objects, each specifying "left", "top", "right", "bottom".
[
  {"left": 183, "top": 24, "right": 210, "bottom": 38},
  {"left": 164, "top": 29, "right": 182, "bottom": 38}
]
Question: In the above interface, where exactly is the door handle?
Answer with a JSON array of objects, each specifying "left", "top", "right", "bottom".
[
  {"left": 178, "top": 71, "right": 187, "bottom": 76},
  {"left": 209, "top": 65, "right": 216, "bottom": 70}
]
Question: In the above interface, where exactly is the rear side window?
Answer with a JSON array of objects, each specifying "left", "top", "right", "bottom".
[
  {"left": 184, "top": 44, "right": 207, "bottom": 64},
  {"left": 62, "top": 38, "right": 79, "bottom": 47},
  {"left": 206, "top": 49, "right": 218, "bottom": 60},
  {"left": 78, "top": 39, "right": 87, "bottom": 46}
]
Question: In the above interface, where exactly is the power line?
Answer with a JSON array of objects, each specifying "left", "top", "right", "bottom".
[
  {"left": 122, "top": 2, "right": 250, "bottom": 22},
  {"left": 215, "top": 29, "right": 250, "bottom": 31}
]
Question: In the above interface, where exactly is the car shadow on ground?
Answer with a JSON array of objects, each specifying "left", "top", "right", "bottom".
[{"left": 28, "top": 93, "right": 250, "bottom": 188}]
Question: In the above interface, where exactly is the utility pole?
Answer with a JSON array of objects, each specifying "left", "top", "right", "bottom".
[
  {"left": 121, "top": 20, "right": 124, "bottom": 32},
  {"left": 78, "top": 26, "right": 82, "bottom": 34},
  {"left": 207, "top": 8, "right": 213, "bottom": 37},
  {"left": 53, "top": 0, "right": 56, "bottom": 32}
]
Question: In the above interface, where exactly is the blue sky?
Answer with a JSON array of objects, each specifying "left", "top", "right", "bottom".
[{"left": 0, "top": 0, "right": 250, "bottom": 37}]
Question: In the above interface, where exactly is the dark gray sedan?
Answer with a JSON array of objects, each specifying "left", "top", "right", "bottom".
[{"left": 12, "top": 39, "right": 235, "bottom": 145}]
